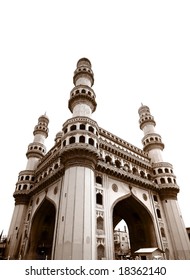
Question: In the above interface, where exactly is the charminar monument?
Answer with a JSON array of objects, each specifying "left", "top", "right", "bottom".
[{"left": 5, "top": 58, "right": 190, "bottom": 260}]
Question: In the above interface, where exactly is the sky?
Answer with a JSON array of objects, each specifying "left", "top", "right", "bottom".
[{"left": 0, "top": 0, "right": 190, "bottom": 235}]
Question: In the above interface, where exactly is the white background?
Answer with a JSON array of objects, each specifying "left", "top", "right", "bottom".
[{"left": 0, "top": 0, "right": 190, "bottom": 237}]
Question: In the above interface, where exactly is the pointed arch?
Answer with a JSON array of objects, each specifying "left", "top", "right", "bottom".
[
  {"left": 25, "top": 198, "right": 56, "bottom": 260},
  {"left": 112, "top": 193, "right": 157, "bottom": 256}
]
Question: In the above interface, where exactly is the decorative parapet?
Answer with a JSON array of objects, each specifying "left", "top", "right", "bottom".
[
  {"left": 96, "top": 161, "right": 158, "bottom": 190},
  {"left": 99, "top": 127, "right": 149, "bottom": 159}
]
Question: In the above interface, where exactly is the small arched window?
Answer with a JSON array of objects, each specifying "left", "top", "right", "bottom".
[
  {"left": 96, "top": 176, "right": 102, "bottom": 185},
  {"left": 105, "top": 155, "right": 112, "bottom": 164},
  {"left": 97, "top": 244, "right": 105, "bottom": 260},
  {"left": 96, "top": 193, "right": 103, "bottom": 205},
  {"left": 69, "top": 136, "right": 75, "bottom": 144},
  {"left": 54, "top": 163, "right": 59, "bottom": 169},
  {"left": 140, "top": 171, "right": 145, "bottom": 178},
  {"left": 158, "top": 168, "right": 162, "bottom": 174},
  {"left": 161, "top": 227, "right": 166, "bottom": 238},
  {"left": 27, "top": 213, "right": 31, "bottom": 221},
  {"left": 97, "top": 216, "right": 104, "bottom": 230},
  {"left": 160, "top": 178, "right": 165, "bottom": 184},
  {"left": 156, "top": 209, "right": 161, "bottom": 219},
  {"left": 115, "top": 160, "right": 121, "bottom": 168},
  {"left": 80, "top": 124, "right": 85, "bottom": 130},
  {"left": 70, "top": 125, "right": 77, "bottom": 131},
  {"left": 89, "top": 138, "right": 94, "bottom": 146},
  {"left": 88, "top": 126, "right": 94, "bottom": 133},
  {"left": 79, "top": 135, "right": 85, "bottom": 143},
  {"left": 132, "top": 167, "right": 138, "bottom": 175},
  {"left": 167, "top": 177, "right": 172, "bottom": 183}
]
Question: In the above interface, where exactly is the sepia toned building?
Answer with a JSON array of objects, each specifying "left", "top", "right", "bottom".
[
  {"left": 114, "top": 226, "right": 130, "bottom": 259},
  {"left": 5, "top": 58, "right": 190, "bottom": 260}
]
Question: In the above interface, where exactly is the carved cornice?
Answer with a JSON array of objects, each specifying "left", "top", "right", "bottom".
[
  {"left": 60, "top": 143, "right": 99, "bottom": 170},
  {"left": 159, "top": 187, "right": 179, "bottom": 200},
  {"left": 68, "top": 92, "right": 97, "bottom": 113},
  {"left": 36, "top": 151, "right": 60, "bottom": 175},
  {"left": 29, "top": 166, "right": 65, "bottom": 196},
  {"left": 152, "top": 162, "right": 173, "bottom": 169},
  {"left": 99, "top": 140, "right": 151, "bottom": 169},
  {"left": 99, "top": 127, "right": 149, "bottom": 158},
  {"left": 96, "top": 161, "right": 158, "bottom": 190},
  {"left": 14, "top": 193, "right": 30, "bottom": 205},
  {"left": 14, "top": 166, "right": 65, "bottom": 199},
  {"left": 143, "top": 142, "right": 164, "bottom": 152},
  {"left": 63, "top": 116, "right": 99, "bottom": 129}
]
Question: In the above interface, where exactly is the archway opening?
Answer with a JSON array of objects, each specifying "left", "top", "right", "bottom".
[
  {"left": 25, "top": 199, "right": 56, "bottom": 260},
  {"left": 113, "top": 196, "right": 157, "bottom": 259},
  {"left": 114, "top": 220, "right": 130, "bottom": 259}
]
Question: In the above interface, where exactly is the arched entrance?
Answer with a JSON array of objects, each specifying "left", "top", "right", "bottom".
[
  {"left": 25, "top": 199, "right": 56, "bottom": 259},
  {"left": 113, "top": 195, "right": 157, "bottom": 258}
]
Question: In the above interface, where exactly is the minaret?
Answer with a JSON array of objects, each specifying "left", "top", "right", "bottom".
[
  {"left": 55, "top": 58, "right": 99, "bottom": 259},
  {"left": 6, "top": 114, "right": 49, "bottom": 259},
  {"left": 138, "top": 104, "right": 190, "bottom": 259},
  {"left": 26, "top": 114, "right": 49, "bottom": 170},
  {"left": 68, "top": 57, "right": 96, "bottom": 117},
  {"left": 138, "top": 104, "right": 164, "bottom": 163}
]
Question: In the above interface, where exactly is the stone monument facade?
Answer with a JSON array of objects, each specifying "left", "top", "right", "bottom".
[{"left": 5, "top": 58, "right": 190, "bottom": 260}]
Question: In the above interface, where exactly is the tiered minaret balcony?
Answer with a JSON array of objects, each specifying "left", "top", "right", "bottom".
[
  {"left": 153, "top": 162, "right": 179, "bottom": 199},
  {"left": 69, "top": 58, "right": 97, "bottom": 117},
  {"left": 142, "top": 133, "right": 164, "bottom": 152},
  {"left": 26, "top": 142, "right": 47, "bottom": 159},
  {"left": 60, "top": 117, "right": 99, "bottom": 169}
]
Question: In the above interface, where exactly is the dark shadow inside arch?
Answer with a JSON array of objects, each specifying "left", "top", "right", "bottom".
[
  {"left": 113, "top": 196, "right": 157, "bottom": 257},
  {"left": 25, "top": 199, "right": 56, "bottom": 260}
]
